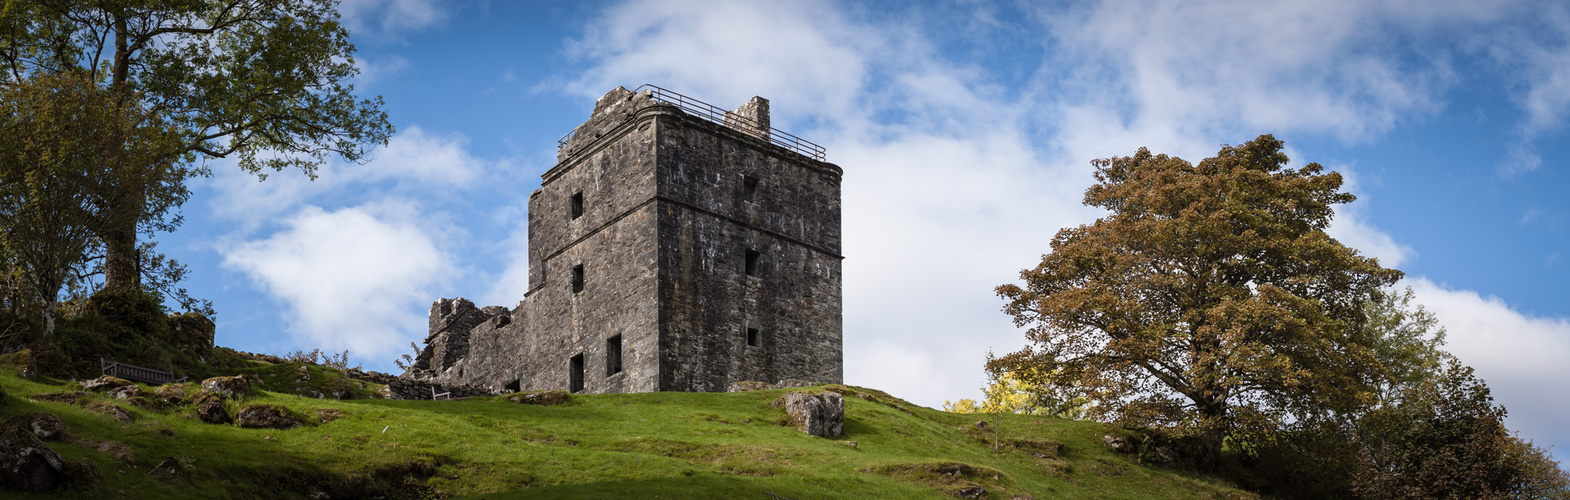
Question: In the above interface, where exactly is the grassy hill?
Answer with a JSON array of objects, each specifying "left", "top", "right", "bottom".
[{"left": 0, "top": 354, "right": 1254, "bottom": 499}]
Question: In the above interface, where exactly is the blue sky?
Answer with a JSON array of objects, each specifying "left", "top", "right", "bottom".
[{"left": 160, "top": 0, "right": 1569, "bottom": 463}]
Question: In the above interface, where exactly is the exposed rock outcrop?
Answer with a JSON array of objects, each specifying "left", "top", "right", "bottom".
[
  {"left": 201, "top": 376, "right": 251, "bottom": 399},
  {"left": 0, "top": 426, "right": 66, "bottom": 491},
  {"left": 235, "top": 404, "right": 301, "bottom": 429},
  {"left": 778, "top": 391, "right": 844, "bottom": 437}
]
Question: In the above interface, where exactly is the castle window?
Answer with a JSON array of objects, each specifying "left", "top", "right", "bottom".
[
  {"left": 747, "top": 327, "right": 760, "bottom": 347},
  {"left": 745, "top": 249, "right": 761, "bottom": 277},
  {"left": 572, "top": 264, "right": 585, "bottom": 293},
  {"left": 606, "top": 335, "right": 623, "bottom": 375},
  {"left": 570, "top": 191, "right": 584, "bottom": 219},
  {"left": 743, "top": 175, "right": 760, "bottom": 203},
  {"left": 569, "top": 354, "right": 585, "bottom": 393},
  {"left": 505, "top": 379, "right": 521, "bottom": 393}
]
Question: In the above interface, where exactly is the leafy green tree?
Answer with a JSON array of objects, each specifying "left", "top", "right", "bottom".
[
  {"left": 992, "top": 135, "right": 1403, "bottom": 465},
  {"left": 0, "top": 71, "right": 187, "bottom": 335},
  {"left": 0, "top": 0, "right": 394, "bottom": 291},
  {"left": 944, "top": 361, "right": 1088, "bottom": 419},
  {"left": 1353, "top": 360, "right": 1570, "bottom": 499}
]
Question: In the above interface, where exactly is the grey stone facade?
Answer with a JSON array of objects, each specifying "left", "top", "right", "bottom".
[{"left": 406, "top": 86, "right": 843, "bottom": 394}]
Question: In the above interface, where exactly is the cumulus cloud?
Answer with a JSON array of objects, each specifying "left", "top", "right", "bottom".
[
  {"left": 354, "top": 55, "right": 411, "bottom": 86},
  {"left": 222, "top": 203, "right": 454, "bottom": 358},
  {"left": 205, "top": 125, "right": 485, "bottom": 228},
  {"left": 337, "top": 0, "right": 448, "bottom": 38}
]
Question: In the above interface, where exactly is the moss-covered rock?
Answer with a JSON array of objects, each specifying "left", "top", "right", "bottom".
[{"left": 235, "top": 404, "right": 302, "bottom": 429}]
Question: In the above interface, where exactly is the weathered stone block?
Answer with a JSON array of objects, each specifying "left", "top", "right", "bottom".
[{"left": 780, "top": 391, "right": 844, "bottom": 437}]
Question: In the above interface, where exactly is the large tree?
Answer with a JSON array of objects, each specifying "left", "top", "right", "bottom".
[
  {"left": 0, "top": 71, "right": 187, "bottom": 335},
  {"left": 993, "top": 135, "right": 1402, "bottom": 463},
  {"left": 0, "top": 0, "right": 393, "bottom": 291}
]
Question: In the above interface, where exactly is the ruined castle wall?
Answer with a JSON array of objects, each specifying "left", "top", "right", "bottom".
[{"left": 653, "top": 115, "right": 844, "bottom": 392}]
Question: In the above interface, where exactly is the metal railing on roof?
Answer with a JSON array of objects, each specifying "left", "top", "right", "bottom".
[{"left": 557, "top": 84, "right": 827, "bottom": 161}]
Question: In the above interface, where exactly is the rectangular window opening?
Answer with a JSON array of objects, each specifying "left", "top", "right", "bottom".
[
  {"left": 571, "top": 263, "right": 585, "bottom": 293},
  {"left": 569, "top": 354, "right": 585, "bottom": 393},
  {"left": 742, "top": 176, "right": 760, "bottom": 203},
  {"left": 747, "top": 328, "right": 760, "bottom": 347},
  {"left": 505, "top": 379, "right": 521, "bottom": 393},
  {"left": 606, "top": 335, "right": 623, "bottom": 375},
  {"left": 570, "top": 191, "right": 584, "bottom": 219},
  {"left": 744, "top": 249, "right": 761, "bottom": 277}
]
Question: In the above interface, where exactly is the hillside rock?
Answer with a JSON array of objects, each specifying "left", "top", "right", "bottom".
[
  {"left": 108, "top": 385, "right": 143, "bottom": 401},
  {"left": 780, "top": 391, "right": 844, "bottom": 437},
  {"left": 0, "top": 426, "right": 66, "bottom": 491},
  {"left": 201, "top": 376, "right": 251, "bottom": 399},
  {"left": 235, "top": 404, "right": 301, "bottom": 429},
  {"left": 193, "top": 393, "right": 230, "bottom": 424},
  {"left": 85, "top": 402, "right": 134, "bottom": 423},
  {"left": 80, "top": 376, "right": 133, "bottom": 392},
  {"left": 5, "top": 413, "right": 65, "bottom": 441},
  {"left": 153, "top": 385, "right": 187, "bottom": 406}
]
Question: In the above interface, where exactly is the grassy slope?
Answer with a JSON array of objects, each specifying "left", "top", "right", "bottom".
[{"left": 0, "top": 359, "right": 1255, "bottom": 499}]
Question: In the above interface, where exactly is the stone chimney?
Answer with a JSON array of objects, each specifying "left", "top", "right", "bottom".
[{"left": 724, "top": 96, "right": 770, "bottom": 141}]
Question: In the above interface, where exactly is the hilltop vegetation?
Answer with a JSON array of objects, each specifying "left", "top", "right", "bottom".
[{"left": 0, "top": 352, "right": 1253, "bottom": 499}]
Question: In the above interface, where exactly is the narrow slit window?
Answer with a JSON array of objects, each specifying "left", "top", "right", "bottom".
[
  {"left": 606, "top": 335, "right": 623, "bottom": 375},
  {"left": 570, "top": 191, "right": 584, "bottom": 219},
  {"left": 571, "top": 264, "right": 585, "bottom": 293},
  {"left": 747, "top": 328, "right": 760, "bottom": 347},
  {"left": 743, "top": 176, "right": 760, "bottom": 203},
  {"left": 744, "top": 249, "right": 761, "bottom": 277},
  {"left": 569, "top": 354, "right": 585, "bottom": 393}
]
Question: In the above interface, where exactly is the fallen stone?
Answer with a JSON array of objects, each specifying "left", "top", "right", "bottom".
[
  {"left": 153, "top": 385, "right": 187, "bottom": 406},
  {"left": 85, "top": 402, "right": 134, "bottom": 423},
  {"left": 0, "top": 426, "right": 65, "bottom": 491},
  {"left": 235, "top": 404, "right": 301, "bottom": 429},
  {"left": 201, "top": 376, "right": 251, "bottom": 399},
  {"left": 954, "top": 485, "right": 987, "bottom": 499},
  {"left": 1102, "top": 433, "right": 1130, "bottom": 453},
  {"left": 80, "top": 376, "right": 133, "bottom": 392},
  {"left": 62, "top": 459, "right": 100, "bottom": 491},
  {"left": 108, "top": 385, "right": 143, "bottom": 401},
  {"left": 5, "top": 413, "right": 65, "bottom": 441},
  {"left": 779, "top": 391, "right": 844, "bottom": 437},
  {"left": 192, "top": 393, "right": 230, "bottom": 424},
  {"left": 148, "top": 457, "right": 182, "bottom": 479},
  {"left": 504, "top": 391, "right": 570, "bottom": 406}
]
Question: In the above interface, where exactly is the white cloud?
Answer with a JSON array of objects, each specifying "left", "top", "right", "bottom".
[
  {"left": 565, "top": 0, "right": 876, "bottom": 127},
  {"left": 1408, "top": 277, "right": 1570, "bottom": 460},
  {"left": 354, "top": 55, "right": 411, "bottom": 86},
  {"left": 204, "top": 125, "right": 484, "bottom": 229},
  {"left": 337, "top": 0, "right": 448, "bottom": 38},
  {"left": 222, "top": 203, "right": 454, "bottom": 358}
]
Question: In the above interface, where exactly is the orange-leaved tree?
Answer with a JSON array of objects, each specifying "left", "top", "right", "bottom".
[{"left": 992, "top": 134, "right": 1401, "bottom": 465}]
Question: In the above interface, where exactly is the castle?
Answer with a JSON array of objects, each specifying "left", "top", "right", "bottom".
[{"left": 405, "top": 86, "right": 843, "bottom": 394}]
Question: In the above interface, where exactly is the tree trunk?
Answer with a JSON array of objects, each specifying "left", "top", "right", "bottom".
[
  {"left": 41, "top": 300, "right": 56, "bottom": 337},
  {"left": 102, "top": 226, "right": 139, "bottom": 291}
]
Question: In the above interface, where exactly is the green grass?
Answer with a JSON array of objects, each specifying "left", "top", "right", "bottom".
[{"left": 0, "top": 359, "right": 1256, "bottom": 499}]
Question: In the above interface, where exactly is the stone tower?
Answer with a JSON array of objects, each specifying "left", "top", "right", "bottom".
[{"left": 408, "top": 86, "right": 843, "bottom": 394}]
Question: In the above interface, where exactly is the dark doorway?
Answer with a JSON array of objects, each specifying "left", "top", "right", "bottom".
[{"left": 569, "top": 354, "right": 585, "bottom": 393}]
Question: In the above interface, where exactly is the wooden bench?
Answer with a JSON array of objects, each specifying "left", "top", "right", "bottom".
[{"left": 100, "top": 358, "right": 187, "bottom": 385}]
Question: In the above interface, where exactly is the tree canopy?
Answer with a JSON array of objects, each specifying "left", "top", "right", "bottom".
[
  {"left": 0, "top": 71, "right": 187, "bottom": 334},
  {"left": 0, "top": 0, "right": 394, "bottom": 290},
  {"left": 992, "top": 135, "right": 1403, "bottom": 460}
]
